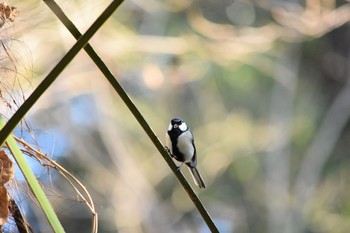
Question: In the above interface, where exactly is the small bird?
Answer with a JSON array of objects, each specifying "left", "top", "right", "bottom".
[{"left": 165, "top": 118, "right": 206, "bottom": 188}]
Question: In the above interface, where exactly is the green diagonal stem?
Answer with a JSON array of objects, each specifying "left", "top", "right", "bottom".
[
  {"left": 43, "top": 1, "right": 219, "bottom": 232},
  {"left": 0, "top": 0, "right": 124, "bottom": 148},
  {"left": 0, "top": 117, "right": 65, "bottom": 232}
]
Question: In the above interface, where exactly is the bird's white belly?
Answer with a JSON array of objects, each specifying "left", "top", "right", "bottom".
[{"left": 177, "top": 131, "right": 194, "bottom": 163}]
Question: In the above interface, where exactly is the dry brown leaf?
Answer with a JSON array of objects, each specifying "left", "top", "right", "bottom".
[
  {"left": 0, "top": 187, "right": 8, "bottom": 225},
  {"left": 0, "top": 151, "right": 14, "bottom": 225},
  {"left": 0, "top": 2, "right": 18, "bottom": 21},
  {"left": 0, "top": 150, "right": 14, "bottom": 186},
  {"left": 0, "top": 2, "right": 18, "bottom": 28}
]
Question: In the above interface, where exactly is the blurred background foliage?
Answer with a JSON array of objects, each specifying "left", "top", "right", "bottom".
[{"left": 1, "top": 0, "right": 350, "bottom": 232}]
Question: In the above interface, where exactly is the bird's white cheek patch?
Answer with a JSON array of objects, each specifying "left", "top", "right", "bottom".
[
  {"left": 168, "top": 123, "right": 172, "bottom": 131},
  {"left": 179, "top": 122, "right": 187, "bottom": 131}
]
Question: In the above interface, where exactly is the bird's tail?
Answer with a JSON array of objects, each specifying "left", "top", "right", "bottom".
[{"left": 188, "top": 167, "right": 206, "bottom": 188}]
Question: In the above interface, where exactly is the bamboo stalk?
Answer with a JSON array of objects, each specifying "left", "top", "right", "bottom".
[{"left": 43, "top": 1, "right": 219, "bottom": 232}]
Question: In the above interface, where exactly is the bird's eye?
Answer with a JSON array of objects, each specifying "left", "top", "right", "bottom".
[{"left": 173, "top": 124, "right": 178, "bottom": 128}]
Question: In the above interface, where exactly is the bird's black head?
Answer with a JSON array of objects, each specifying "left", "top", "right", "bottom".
[
  {"left": 168, "top": 117, "right": 188, "bottom": 133},
  {"left": 171, "top": 118, "right": 182, "bottom": 125}
]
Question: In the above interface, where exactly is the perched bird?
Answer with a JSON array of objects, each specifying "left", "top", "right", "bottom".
[{"left": 165, "top": 118, "right": 206, "bottom": 188}]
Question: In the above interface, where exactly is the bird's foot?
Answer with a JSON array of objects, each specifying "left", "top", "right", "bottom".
[
  {"left": 164, "top": 146, "right": 170, "bottom": 153},
  {"left": 164, "top": 146, "right": 174, "bottom": 157}
]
